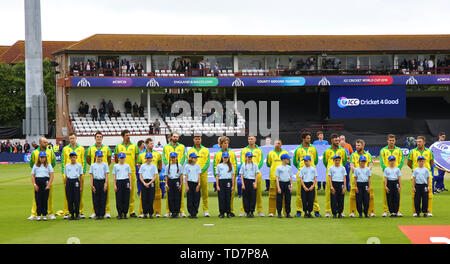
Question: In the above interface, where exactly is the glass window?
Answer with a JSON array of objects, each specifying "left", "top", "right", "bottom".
[
  {"left": 359, "top": 56, "right": 370, "bottom": 69},
  {"left": 266, "top": 56, "right": 278, "bottom": 71},
  {"left": 278, "top": 55, "right": 314, "bottom": 70},
  {"left": 204, "top": 56, "right": 233, "bottom": 71},
  {"left": 370, "top": 55, "right": 393, "bottom": 70},
  {"left": 238, "top": 56, "right": 265, "bottom": 70},
  {"left": 436, "top": 54, "right": 450, "bottom": 67},
  {"left": 152, "top": 55, "right": 170, "bottom": 71}
]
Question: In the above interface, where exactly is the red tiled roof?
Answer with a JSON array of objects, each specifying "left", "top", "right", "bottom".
[
  {"left": 1, "top": 41, "right": 76, "bottom": 64},
  {"left": 55, "top": 34, "right": 450, "bottom": 54}
]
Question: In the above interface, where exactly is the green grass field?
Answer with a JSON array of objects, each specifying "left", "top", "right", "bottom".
[{"left": 0, "top": 162, "right": 448, "bottom": 244}]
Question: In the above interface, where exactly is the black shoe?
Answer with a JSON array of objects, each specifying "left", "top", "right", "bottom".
[
  {"left": 338, "top": 214, "right": 343, "bottom": 218},
  {"left": 229, "top": 213, "right": 235, "bottom": 217},
  {"left": 69, "top": 215, "right": 75, "bottom": 220},
  {"left": 95, "top": 216, "right": 100, "bottom": 220},
  {"left": 359, "top": 214, "right": 363, "bottom": 218},
  {"left": 278, "top": 214, "right": 283, "bottom": 218},
  {"left": 333, "top": 214, "right": 337, "bottom": 218},
  {"left": 130, "top": 213, "right": 137, "bottom": 218},
  {"left": 75, "top": 215, "right": 81, "bottom": 220},
  {"left": 117, "top": 215, "right": 122, "bottom": 220},
  {"left": 423, "top": 213, "right": 428, "bottom": 217},
  {"left": 219, "top": 214, "right": 224, "bottom": 218},
  {"left": 286, "top": 214, "right": 292, "bottom": 218},
  {"left": 304, "top": 214, "right": 309, "bottom": 218},
  {"left": 143, "top": 214, "right": 148, "bottom": 219},
  {"left": 123, "top": 214, "right": 128, "bottom": 219},
  {"left": 226, "top": 214, "right": 231, "bottom": 218},
  {"left": 149, "top": 215, "right": 153, "bottom": 219}
]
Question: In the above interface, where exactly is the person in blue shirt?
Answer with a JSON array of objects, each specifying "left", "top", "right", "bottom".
[
  {"left": 298, "top": 155, "right": 317, "bottom": 218},
  {"left": 354, "top": 156, "right": 371, "bottom": 218},
  {"left": 113, "top": 152, "right": 132, "bottom": 219},
  {"left": 215, "top": 152, "right": 234, "bottom": 218},
  {"left": 139, "top": 152, "right": 158, "bottom": 219},
  {"left": 165, "top": 152, "right": 183, "bottom": 218},
  {"left": 240, "top": 152, "right": 260, "bottom": 218},
  {"left": 384, "top": 155, "right": 402, "bottom": 217},
  {"left": 275, "top": 154, "right": 293, "bottom": 218},
  {"left": 313, "top": 131, "right": 328, "bottom": 190},
  {"left": 31, "top": 151, "right": 54, "bottom": 221},
  {"left": 328, "top": 155, "right": 347, "bottom": 218},
  {"left": 89, "top": 151, "right": 109, "bottom": 220},
  {"left": 412, "top": 156, "right": 431, "bottom": 217},
  {"left": 183, "top": 152, "right": 202, "bottom": 218},
  {"left": 64, "top": 152, "right": 83, "bottom": 220}
]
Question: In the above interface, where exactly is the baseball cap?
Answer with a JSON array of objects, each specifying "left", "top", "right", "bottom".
[
  {"left": 170, "top": 152, "right": 178, "bottom": 158},
  {"left": 388, "top": 155, "right": 396, "bottom": 161},
  {"left": 69, "top": 152, "right": 77, "bottom": 157},
  {"left": 417, "top": 156, "right": 426, "bottom": 161},
  {"left": 38, "top": 151, "right": 47, "bottom": 157},
  {"left": 222, "top": 152, "right": 230, "bottom": 158},
  {"left": 118, "top": 152, "right": 126, "bottom": 159},
  {"left": 359, "top": 156, "right": 367, "bottom": 162},
  {"left": 245, "top": 152, "right": 254, "bottom": 158},
  {"left": 280, "top": 154, "right": 291, "bottom": 160},
  {"left": 145, "top": 152, "right": 153, "bottom": 159},
  {"left": 303, "top": 155, "right": 311, "bottom": 161},
  {"left": 189, "top": 152, "right": 199, "bottom": 158},
  {"left": 95, "top": 150, "right": 103, "bottom": 157},
  {"left": 332, "top": 155, "right": 341, "bottom": 160}
]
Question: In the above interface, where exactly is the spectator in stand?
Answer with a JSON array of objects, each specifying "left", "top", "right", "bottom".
[
  {"left": 125, "top": 99, "right": 132, "bottom": 115},
  {"left": 100, "top": 99, "right": 107, "bottom": 110},
  {"left": 91, "top": 105, "right": 98, "bottom": 122},
  {"left": 136, "top": 61, "right": 144, "bottom": 76},
  {"left": 78, "top": 101, "right": 85, "bottom": 117},
  {"left": 84, "top": 102, "right": 89, "bottom": 116},
  {"left": 85, "top": 60, "right": 91, "bottom": 74},
  {"left": 129, "top": 60, "right": 136, "bottom": 74},
  {"left": 79, "top": 61, "right": 84, "bottom": 75},
  {"left": 427, "top": 58, "right": 434, "bottom": 71},
  {"left": 149, "top": 122, "right": 154, "bottom": 134},
  {"left": 72, "top": 61, "right": 80, "bottom": 76},
  {"left": 213, "top": 62, "right": 219, "bottom": 76},
  {"left": 17, "top": 142, "right": 23, "bottom": 153},
  {"left": 115, "top": 110, "right": 121, "bottom": 118},
  {"left": 154, "top": 119, "right": 161, "bottom": 134},
  {"left": 24, "top": 140, "right": 31, "bottom": 153},
  {"left": 138, "top": 104, "right": 145, "bottom": 117},
  {"left": 205, "top": 59, "right": 211, "bottom": 72},
  {"left": 121, "top": 63, "right": 128, "bottom": 76},
  {"left": 107, "top": 100, "right": 115, "bottom": 116},
  {"left": 313, "top": 131, "right": 329, "bottom": 145},
  {"left": 97, "top": 59, "right": 103, "bottom": 71},
  {"left": 132, "top": 102, "right": 139, "bottom": 117},
  {"left": 99, "top": 105, "right": 106, "bottom": 122}
]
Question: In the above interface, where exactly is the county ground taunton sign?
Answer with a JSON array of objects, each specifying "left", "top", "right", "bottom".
[{"left": 70, "top": 75, "right": 450, "bottom": 88}]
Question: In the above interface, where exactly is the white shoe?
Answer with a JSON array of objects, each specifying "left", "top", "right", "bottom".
[
  {"left": 341, "top": 213, "right": 346, "bottom": 217},
  {"left": 382, "top": 212, "right": 388, "bottom": 217},
  {"left": 268, "top": 213, "right": 274, "bottom": 217},
  {"left": 64, "top": 215, "right": 70, "bottom": 219},
  {"left": 427, "top": 213, "right": 433, "bottom": 217},
  {"left": 413, "top": 213, "right": 418, "bottom": 217},
  {"left": 324, "top": 213, "right": 331, "bottom": 218},
  {"left": 105, "top": 213, "right": 111, "bottom": 218},
  {"left": 80, "top": 214, "right": 85, "bottom": 219},
  {"left": 258, "top": 212, "right": 265, "bottom": 217},
  {"left": 164, "top": 213, "right": 170, "bottom": 218},
  {"left": 42, "top": 216, "right": 47, "bottom": 221},
  {"left": 204, "top": 212, "right": 210, "bottom": 217},
  {"left": 180, "top": 213, "right": 187, "bottom": 218},
  {"left": 89, "top": 214, "right": 96, "bottom": 219},
  {"left": 239, "top": 213, "right": 246, "bottom": 217},
  {"left": 349, "top": 213, "right": 355, "bottom": 218},
  {"left": 27, "top": 216, "right": 36, "bottom": 220},
  {"left": 48, "top": 215, "right": 56, "bottom": 220},
  {"left": 138, "top": 214, "right": 144, "bottom": 218},
  {"left": 397, "top": 212, "right": 402, "bottom": 217},
  {"left": 155, "top": 213, "right": 161, "bottom": 218},
  {"left": 370, "top": 213, "right": 376, "bottom": 217},
  {"left": 36, "top": 216, "right": 41, "bottom": 221}
]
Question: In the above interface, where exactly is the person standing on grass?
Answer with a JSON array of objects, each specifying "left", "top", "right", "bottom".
[
  {"left": 353, "top": 156, "right": 371, "bottom": 218},
  {"left": 433, "top": 132, "right": 448, "bottom": 193},
  {"left": 165, "top": 152, "right": 183, "bottom": 218},
  {"left": 86, "top": 131, "right": 113, "bottom": 219},
  {"left": 407, "top": 136, "right": 434, "bottom": 217},
  {"left": 138, "top": 152, "right": 158, "bottom": 219},
  {"left": 64, "top": 152, "right": 83, "bottom": 220},
  {"left": 113, "top": 152, "right": 132, "bottom": 219},
  {"left": 216, "top": 151, "right": 235, "bottom": 218},
  {"left": 89, "top": 151, "right": 109, "bottom": 220},
  {"left": 240, "top": 152, "right": 259, "bottom": 218},
  {"left": 328, "top": 155, "right": 347, "bottom": 218},
  {"left": 379, "top": 134, "right": 404, "bottom": 217},
  {"left": 298, "top": 155, "right": 317, "bottom": 218},
  {"left": 412, "top": 156, "right": 431, "bottom": 217},
  {"left": 293, "top": 131, "right": 321, "bottom": 218},
  {"left": 28, "top": 137, "right": 57, "bottom": 221},
  {"left": 31, "top": 151, "right": 54, "bottom": 221},
  {"left": 275, "top": 154, "right": 293, "bottom": 218},
  {"left": 183, "top": 152, "right": 202, "bottom": 218},
  {"left": 239, "top": 135, "right": 264, "bottom": 217},
  {"left": 383, "top": 155, "right": 402, "bottom": 217}
]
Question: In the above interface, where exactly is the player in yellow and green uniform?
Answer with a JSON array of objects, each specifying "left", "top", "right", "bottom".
[
  {"left": 114, "top": 130, "right": 139, "bottom": 217},
  {"left": 187, "top": 135, "right": 211, "bottom": 217},
  {"left": 322, "top": 134, "right": 348, "bottom": 217},
  {"left": 293, "top": 132, "right": 321, "bottom": 217},
  {"left": 407, "top": 136, "right": 434, "bottom": 216},
  {"left": 162, "top": 132, "right": 187, "bottom": 217},
  {"left": 213, "top": 136, "right": 238, "bottom": 216},
  {"left": 348, "top": 139, "right": 375, "bottom": 217},
  {"left": 266, "top": 139, "right": 290, "bottom": 216},
  {"left": 86, "top": 131, "right": 112, "bottom": 218},
  {"left": 137, "top": 138, "right": 163, "bottom": 217},
  {"left": 61, "top": 133, "right": 86, "bottom": 218},
  {"left": 379, "top": 134, "right": 404, "bottom": 217},
  {"left": 239, "top": 135, "right": 264, "bottom": 217},
  {"left": 27, "top": 137, "right": 57, "bottom": 220}
]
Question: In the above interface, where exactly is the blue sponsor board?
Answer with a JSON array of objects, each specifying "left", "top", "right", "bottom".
[
  {"left": 430, "top": 141, "right": 450, "bottom": 171},
  {"left": 329, "top": 85, "right": 406, "bottom": 119},
  {"left": 71, "top": 75, "right": 450, "bottom": 88}
]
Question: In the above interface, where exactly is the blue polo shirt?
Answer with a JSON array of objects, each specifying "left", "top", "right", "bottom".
[
  {"left": 89, "top": 162, "right": 109, "bottom": 180},
  {"left": 113, "top": 163, "right": 131, "bottom": 180},
  {"left": 275, "top": 164, "right": 293, "bottom": 182},
  {"left": 384, "top": 167, "right": 401, "bottom": 181},
  {"left": 413, "top": 167, "right": 430, "bottom": 185},
  {"left": 139, "top": 163, "right": 158, "bottom": 180},
  {"left": 183, "top": 163, "right": 202, "bottom": 183},
  {"left": 65, "top": 163, "right": 83, "bottom": 179},
  {"left": 328, "top": 165, "right": 347, "bottom": 182},
  {"left": 354, "top": 167, "right": 371, "bottom": 183},
  {"left": 32, "top": 164, "right": 54, "bottom": 178},
  {"left": 164, "top": 163, "right": 183, "bottom": 180},
  {"left": 239, "top": 162, "right": 260, "bottom": 180},
  {"left": 299, "top": 166, "right": 318, "bottom": 183},
  {"left": 216, "top": 163, "right": 234, "bottom": 180}
]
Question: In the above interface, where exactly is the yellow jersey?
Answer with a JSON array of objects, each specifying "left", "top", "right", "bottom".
[
  {"left": 349, "top": 150, "right": 373, "bottom": 177},
  {"left": 379, "top": 146, "right": 404, "bottom": 171},
  {"left": 187, "top": 145, "right": 210, "bottom": 173},
  {"left": 138, "top": 149, "right": 162, "bottom": 168},
  {"left": 86, "top": 144, "right": 112, "bottom": 164},
  {"left": 162, "top": 143, "right": 186, "bottom": 166},
  {"left": 322, "top": 146, "right": 348, "bottom": 169},
  {"left": 408, "top": 147, "right": 434, "bottom": 170},
  {"left": 240, "top": 145, "right": 264, "bottom": 169},
  {"left": 61, "top": 144, "right": 86, "bottom": 174},
  {"left": 266, "top": 149, "right": 290, "bottom": 180},
  {"left": 293, "top": 144, "right": 319, "bottom": 169},
  {"left": 29, "top": 146, "right": 56, "bottom": 168},
  {"left": 213, "top": 149, "right": 237, "bottom": 176},
  {"left": 114, "top": 142, "right": 139, "bottom": 173}
]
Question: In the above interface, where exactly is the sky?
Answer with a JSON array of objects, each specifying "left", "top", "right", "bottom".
[{"left": 1, "top": 0, "right": 449, "bottom": 45}]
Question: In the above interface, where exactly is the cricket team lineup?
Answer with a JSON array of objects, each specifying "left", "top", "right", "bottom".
[{"left": 30, "top": 130, "right": 436, "bottom": 221}]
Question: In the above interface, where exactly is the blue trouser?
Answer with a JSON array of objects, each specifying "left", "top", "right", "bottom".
[
  {"left": 345, "top": 163, "right": 350, "bottom": 191},
  {"left": 433, "top": 168, "right": 445, "bottom": 190},
  {"left": 136, "top": 165, "right": 142, "bottom": 195},
  {"left": 236, "top": 177, "right": 242, "bottom": 197}
]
